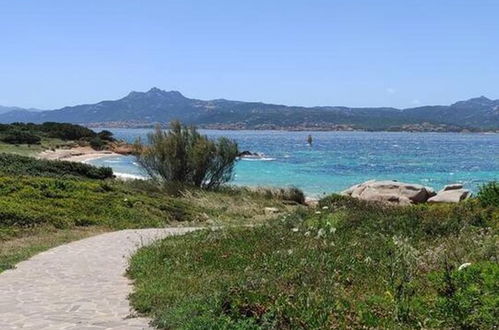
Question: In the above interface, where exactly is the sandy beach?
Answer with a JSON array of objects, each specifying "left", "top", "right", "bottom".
[
  {"left": 37, "top": 146, "right": 121, "bottom": 163},
  {"left": 38, "top": 146, "right": 147, "bottom": 180}
]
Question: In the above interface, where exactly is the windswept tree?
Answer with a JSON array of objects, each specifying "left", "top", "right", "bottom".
[{"left": 135, "top": 121, "right": 239, "bottom": 189}]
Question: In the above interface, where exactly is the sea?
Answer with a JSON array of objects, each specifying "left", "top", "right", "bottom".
[{"left": 87, "top": 129, "right": 499, "bottom": 198}]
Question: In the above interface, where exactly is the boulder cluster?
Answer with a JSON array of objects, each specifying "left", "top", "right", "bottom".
[{"left": 341, "top": 180, "right": 470, "bottom": 205}]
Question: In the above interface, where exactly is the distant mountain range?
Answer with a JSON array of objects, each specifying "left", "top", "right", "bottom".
[
  {"left": 1, "top": 88, "right": 498, "bottom": 132},
  {"left": 0, "top": 105, "right": 43, "bottom": 115}
]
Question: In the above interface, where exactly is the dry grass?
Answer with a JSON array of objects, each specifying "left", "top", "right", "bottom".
[{"left": 177, "top": 188, "right": 301, "bottom": 225}]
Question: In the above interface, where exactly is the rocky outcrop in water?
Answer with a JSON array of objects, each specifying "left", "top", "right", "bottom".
[{"left": 341, "top": 180, "right": 469, "bottom": 205}]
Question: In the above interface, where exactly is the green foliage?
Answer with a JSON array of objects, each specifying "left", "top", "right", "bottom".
[
  {"left": 0, "top": 176, "right": 192, "bottom": 230},
  {"left": 477, "top": 181, "right": 499, "bottom": 207},
  {"left": 1, "top": 130, "right": 41, "bottom": 145},
  {"left": 38, "top": 122, "right": 96, "bottom": 140},
  {"left": 0, "top": 153, "right": 113, "bottom": 179},
  {"left": 432, "top": 262, "right": 499, "bottom": 329},
  {"left": 0, "top": 122, "right": 114, "bottom": 147},
  {"left": 129, "top": 192, "right": 498, "bottom": 329},
  {"left": 89, "top": 136, "right": 105, "bottom": 150},
  {"left": 135, "top": 121, "right": 239, "bottom": 189},
  {"left": 97, "top": 129, "right": 115, "bottom": 141}
]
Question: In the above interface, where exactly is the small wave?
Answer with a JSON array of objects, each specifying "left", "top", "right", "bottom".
[
  {"left": 114, "top": 172, "right": 147, "bottom": 180},
  {"left": 241, "top": 157, "right": 276, "bottom": 161}
]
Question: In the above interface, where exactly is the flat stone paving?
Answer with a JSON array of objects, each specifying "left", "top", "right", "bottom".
[{"left": 0, "top": 228, "right": 198, "bottom": 329}]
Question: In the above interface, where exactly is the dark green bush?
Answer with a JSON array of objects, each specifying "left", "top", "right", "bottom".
[
  {"left": 1, "top": 130, "right": 41, "bottom": 145},
  {"left": 135, "top": 121, "right": 239, "bottom": 189},
  {"left": 477, "top": 181, "right": 499, "bottom": 207},
  {"left": 40, "top": 122, "right": 96, "bottom": 140},
  {"left": 0, "top": 153, "right": 113, "bottom": 179},
  {"left": 97, "top": 130, "right": 115, "bottom": 141},
  {"left": 89, "top": 136, "right": 105, "bottom": 150}
]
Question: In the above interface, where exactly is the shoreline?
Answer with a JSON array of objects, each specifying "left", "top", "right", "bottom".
[{"left": 37, "top": 146, "right": 122, "bottom": 163}]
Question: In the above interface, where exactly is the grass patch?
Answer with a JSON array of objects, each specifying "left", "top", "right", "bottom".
[
  {"left": 0, "top": 138, "right": 72, "bottom": 156},
  {"left": 0, "top": 153, "right": 113, "bottom": 179},
  {"left": 0, "top": 175, "right": 295, "bottom": 272},
  {"left": 128, "top": 195, "right": 498, "bottom": 329}
]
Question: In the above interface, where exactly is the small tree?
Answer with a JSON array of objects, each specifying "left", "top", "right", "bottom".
[{"left": 135, "top": 121, "right": 239, "bottom": 189}]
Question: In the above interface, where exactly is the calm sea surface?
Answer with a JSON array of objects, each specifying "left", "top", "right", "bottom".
[{"left": 88, "top": 129, "right": 498, "bottom": 197}]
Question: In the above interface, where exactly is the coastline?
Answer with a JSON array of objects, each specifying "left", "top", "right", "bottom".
[
  {"left": 37, "top": 146, "right": 121, "bottom": 163},
  {"left": 38, "top": 146, "right": 148, "bottom": 181}
]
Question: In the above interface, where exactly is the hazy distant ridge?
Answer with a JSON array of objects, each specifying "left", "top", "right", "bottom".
[{"left": 0, "top": 88, "right": 497, "bottom": 131}]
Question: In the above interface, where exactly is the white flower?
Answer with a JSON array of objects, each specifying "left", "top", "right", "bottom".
[
  {"left": 315, "top": 211, "right": 322, "bottom": 214},
  {"left": 458, "top": 262, "right": 472, "bottom": 271},
  {"left": 316, "top": 228, "right": 326, "bottom": 238},
  {"left": 322, "top": 206, "right": 329, "bottom": 210},
  {"left": 291, "top": 228, "right": 299, "bottom": 232}
]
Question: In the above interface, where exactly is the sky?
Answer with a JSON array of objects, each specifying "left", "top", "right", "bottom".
[{"left": 1, "top": 0, "right": 498, "bottom": 109}]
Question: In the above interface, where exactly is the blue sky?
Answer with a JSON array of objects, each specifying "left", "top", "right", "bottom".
[{"left": 1, "top": 0, "right": 498, "bottom": 109}]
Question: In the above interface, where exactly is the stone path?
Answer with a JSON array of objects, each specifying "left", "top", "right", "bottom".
[{"left": 0, "top": 228, "right": 199, "bottom": 329}]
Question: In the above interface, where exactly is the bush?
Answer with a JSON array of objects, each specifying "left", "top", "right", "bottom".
[
  {"left": 477, "top": 181, "right": 499, "bottom": 207},
  {"left": 0, "top": 153, "right": 113, "bottom": 179},
  {"left": 1, "top": 130, "right": 41, "bottom": 145},
  {"left": 97, "top": 130, "right": 115, "bottom": 141},
  {"left": 40, "top": 122, "right": 96, "bottom": 140},
  {"left": 89, "top": 136, "right": 105, "bottom": 150},
  {"left": 135, "top": 121, "right": 239, "bottom": 189},
  {"left": 433, "top": 262, "right": 499, "bottom": 329}
]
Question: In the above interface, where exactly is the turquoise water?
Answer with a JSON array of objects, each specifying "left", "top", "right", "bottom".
[{"left": 88, "top": 129, "right": 498, "bottom": 197}]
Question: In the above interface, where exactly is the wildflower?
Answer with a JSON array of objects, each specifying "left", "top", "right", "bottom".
[
  {"left": 458, "top": 262, "right": 472, "bottom": 271},
  {"left": 322, "top": 206, "right": 329, "bottom": 210},
  {"left": 316, "top": 228, "right": 326, "bottom": 238},
  {"left": 315, "top": 211, "right": 321, "bottom": 214},
  {"left": 291, "top": 228, "right": 299, "bottom": 232}
]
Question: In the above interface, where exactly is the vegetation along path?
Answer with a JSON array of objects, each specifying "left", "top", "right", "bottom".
[{"left": 0, "top": 228, "right": 199, "bottom": 330}]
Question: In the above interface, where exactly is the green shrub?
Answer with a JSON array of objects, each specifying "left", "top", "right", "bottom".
[
  {"left": 477, "top": 181, "right": 499, "bottom": 207},
  {"left": 97, "top": 130, "right": 115, "bottom": 141},
  {"left": 135, "top": 121, "right": 239, "bottom": 189},
  {"left": 89, "top": 136, "right": 105, "bottom": 150},
  {"left": 0, "top": 153, "right": 113, "bottom": 179},
  {"left": 1, "top": 130, "right": 41, "bottom": 145},
  {"left": 0, "top": 176, "right": 188, "bottom": 230},
  {"left": 433, "top": 262, "right": 499, "bottom": 329},
  {"left": 40, "top": 122, "right": 96, "bottom": 140}
]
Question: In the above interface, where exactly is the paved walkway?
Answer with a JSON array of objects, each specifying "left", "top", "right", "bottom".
[{"left": 0, "top": 228, "right": 199, "bottom": 330}]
